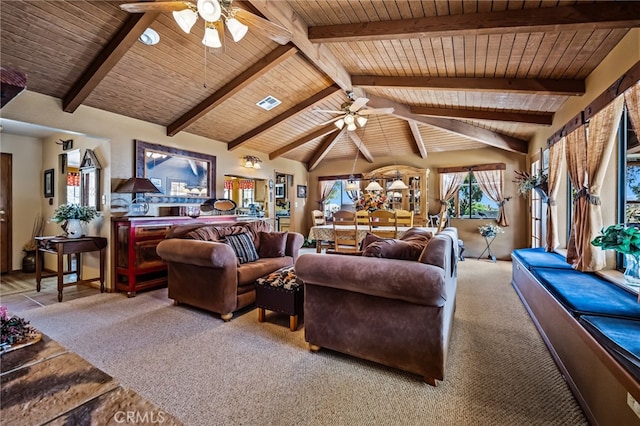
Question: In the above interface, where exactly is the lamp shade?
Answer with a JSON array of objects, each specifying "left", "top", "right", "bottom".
[
  {"left": 203, "top": 25, "right": 222, "bottom": 48},
  {"left": 226, "top": 17, "right": 248, "bottom": 42},
  {"left": 173, "top": 9, "right": 198, "bottom": 33},
  {"left": 389, "top": 179, "right": 408, "bottom": 190},
  {"left": 345, "top": 181, "right": 359, "bottom": 191},
  {"left": 115, "top": 177, "right": 161, "bottom": 194},
  {"left": 365, "top": 181, "right": 383, "bottom": 191}
]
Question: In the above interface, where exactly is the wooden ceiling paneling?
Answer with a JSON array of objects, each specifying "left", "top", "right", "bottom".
[{"left": 1, "top": 0, "right": 637, "bottom": 168}]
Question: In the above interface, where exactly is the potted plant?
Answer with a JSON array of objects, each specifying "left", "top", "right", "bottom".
[
  {"left": 514, "top": 170, "right": 548, "bottom": 201},
  {"left": 591, "top": 224, "right": 640, "bottom": 285},
  {"left": 50, "top": 204, "right": 100, "bottom": 238}
]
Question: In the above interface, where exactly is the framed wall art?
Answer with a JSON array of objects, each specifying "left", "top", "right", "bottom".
[
  {"left": 297, "top": 185, "right": 307, "bottom": 199},
  {"left": 44, "top": 169, "right": 54, "bottom": 198}
]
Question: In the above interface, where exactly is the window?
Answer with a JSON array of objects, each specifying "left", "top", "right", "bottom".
[
  {"left": 450, "top": 172, "right": 499, "bottom": 219},
  {"left": 531, "top": 154, "right": 548, "bottom": 248},
  {"left": 619, "top": 106, "right": 639, "bottom": 269},
  {"left": 322, "top": 180, "right": 356, "bottom": 217}
]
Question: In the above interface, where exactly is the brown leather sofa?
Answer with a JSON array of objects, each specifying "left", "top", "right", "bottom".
[
  {"left": 295, "top": 228, "right": 458, "bottom": 385},
  {"left": 156, "top": 220, "right": 304, "bottom": 321}
]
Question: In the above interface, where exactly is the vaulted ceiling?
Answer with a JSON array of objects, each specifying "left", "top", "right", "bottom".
[{"left": 2, "top": 1, "right": 639, "bottom": 170}]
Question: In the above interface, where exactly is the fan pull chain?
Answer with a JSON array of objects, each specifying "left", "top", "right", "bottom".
[{"left": 203, "top": 42, "right": 208, "bottom": 89}]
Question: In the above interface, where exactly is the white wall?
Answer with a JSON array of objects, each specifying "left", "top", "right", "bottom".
[{"left": 0, "top": 134, "right": 43, "bottom": 271}]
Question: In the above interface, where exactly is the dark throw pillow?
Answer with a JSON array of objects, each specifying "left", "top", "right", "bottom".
[
  {"left": 226, "top": 233, "right": 259, "bottom": 264},
  {"left": 363, "top": 232, "right": 431, "bottom": 261},
  {"left": 258, "top": 231, "right": 288, "bottom": 258},
  {"left": 359, "top": 232, "right": 387, "bottom": 251}
]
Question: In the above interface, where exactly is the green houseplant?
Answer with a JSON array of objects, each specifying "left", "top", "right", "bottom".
[
  {"left": 591, "top": 224, "right": 640, "bottom": 285},
  {"left": 51, "top": 204, "right": 100, "bottom": 238},
  {"left": 514, "top": 170, "right": 548, "bottom": 201}
]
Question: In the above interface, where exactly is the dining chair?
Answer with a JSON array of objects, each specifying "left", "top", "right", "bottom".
[
  {"left": 332, "top": 210, "right": 356, "bottom": 222},
  {"left": 330, "top": 217, "right": 360, "bottom": 253},
  {"left": 355, "top": 210, "right": 370, "bottom": 227},
  {"left": 311, "top": 210, "right": 332, "bottom": 253},
  {"left": 369, "top": 210, "right": 397, "bottom": 238},
  {"left": 428, "top": 214, "right": 441, "bottom": 228},
  {"left": 394, "top": 209, "right": 414, "bottom": 227}
]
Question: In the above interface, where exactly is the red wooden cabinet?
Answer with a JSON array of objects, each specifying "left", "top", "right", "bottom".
[{"left": 112, "top": 216, "right": 237, "bottom": 297}]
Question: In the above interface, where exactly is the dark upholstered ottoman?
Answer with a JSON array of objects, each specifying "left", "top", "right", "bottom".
[{"left": 256, "top": 266, "right": 303, "bottom": 331}]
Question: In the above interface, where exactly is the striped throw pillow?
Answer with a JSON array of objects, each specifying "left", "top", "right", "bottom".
[{"left": 226, "top": 233, "right": 259, "bottom": 264}]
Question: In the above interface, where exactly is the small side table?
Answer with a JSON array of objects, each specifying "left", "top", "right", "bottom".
[
  {"left": 477, "top": 235, "right": 497, "bottom": 262},
  {"left": 35, "top": 236, "right": 107, "bottom": 302}
]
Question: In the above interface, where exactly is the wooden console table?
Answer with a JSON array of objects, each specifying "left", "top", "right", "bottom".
[{"left": 35, "top": 236, "right": 107, "bottom": 302}]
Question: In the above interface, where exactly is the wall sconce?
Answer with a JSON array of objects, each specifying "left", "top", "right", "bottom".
[{"left": 243, "top": 155, "right": 262, "bottom": 169}]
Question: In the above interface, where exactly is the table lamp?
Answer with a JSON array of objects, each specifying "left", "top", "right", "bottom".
[{"left": 114, "top": 177, "right": 161, "bottom": 216}]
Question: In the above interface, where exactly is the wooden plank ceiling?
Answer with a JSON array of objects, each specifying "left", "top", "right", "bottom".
[{"left": 1, "top": 0, "right": 638, "bottom": 170}]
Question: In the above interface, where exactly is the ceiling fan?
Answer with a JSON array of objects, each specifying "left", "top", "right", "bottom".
[
  {"left": 120, "top": 0, "right": 292, "bottom": 48},
  {"left": 314, "top": 92, "right": 394, "bottom": 131}
]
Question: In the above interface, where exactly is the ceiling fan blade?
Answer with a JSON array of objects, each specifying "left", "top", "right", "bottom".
[
  {"left": 359, "top": 107, "right": 395, "bottom": 115},
  {"left": 317, "top": 116, "right": 344, "bottom": 126},
  {"left": 312, "top": 109, "right": 344, "bottom": 114},
  {"left": 349, "top": 97, "right": 369, "bottom": 112},
  {"left": 120, "top": 1, "right": 193, "bottom": 13},
  {"left": 233, "top": 9, "right": 292, "bottom": 45}
]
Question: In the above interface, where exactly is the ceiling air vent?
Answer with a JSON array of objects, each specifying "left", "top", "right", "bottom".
[{"left": 256, "top": 95, "right": 281, "bottom": 111}]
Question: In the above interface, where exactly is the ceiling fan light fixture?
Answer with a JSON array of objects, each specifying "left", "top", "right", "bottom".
[
  {"left": 334, "top": 118, "right": 345, "bottom": 130},
  {"left": 226, "top": 17, "right": 248, "bottom": 42},
  {"left": 356, "top": 115, "right": 368, "bottom": 127},
  {"left": 346, "top": 123, "right": 357, "bottom": 131},
  {"left": 203, "top": 25, "right": 222, "bottom": 48},
  {"left": 197, "top": 0, "right": 222, "bottom": 22},
  {"left": 173, "top": 8, "right": 198, "bottom": 33},
  {"left": 344, "top": 113, "right": 355, "bottom": 125}
]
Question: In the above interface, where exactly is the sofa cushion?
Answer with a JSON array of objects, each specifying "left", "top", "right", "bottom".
[
  {"left": 237, "top": 257, "right": 293, "bottom": 286},
  {"left": 226, "top": 233, "right": 259, "bottom": 264},
  {"left": 512, "top": 247, "right": 573, "bottom": 270},
  {"left": 258, "top": 232, "right": 288, "bottom": 258},
  {"left": 185, "top": 226, "right": 221, "bottom": 241},
  {"left": 579, "top": 315, "right": 640, "bottom": 381},
  {"left": 531, "top": 267, "right": 640, "bottom": 320}
]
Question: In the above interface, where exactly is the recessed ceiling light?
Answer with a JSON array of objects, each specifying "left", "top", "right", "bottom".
[
  {"left": 139, "top": 28, "right": 160, "bottom": 46},
  {"left": 256, "top": 95, "right": 281, "bottom": 111}
]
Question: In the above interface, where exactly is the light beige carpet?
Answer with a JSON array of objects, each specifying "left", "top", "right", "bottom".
[{"left": 13, "top": 259, "right": 587, "bottom": 425}]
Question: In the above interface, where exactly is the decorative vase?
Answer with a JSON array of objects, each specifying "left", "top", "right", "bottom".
[
  {"left": 22, "top": 250, "right": 37, "bottom": 273},
  {"left": 65, "top": 219, "right": 84, "bottom": 239},
  {"left": 623, "top": 253, "right": 640, "bottom": 286}
]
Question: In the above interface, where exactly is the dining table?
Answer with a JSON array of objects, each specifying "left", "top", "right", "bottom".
[{"left": 308, "top": 224, "right": 438, "bottom": 244}]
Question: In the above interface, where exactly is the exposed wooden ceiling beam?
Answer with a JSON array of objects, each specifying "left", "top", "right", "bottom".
[
  {"left": 308, "top": 129, "right": 345, "bottom": 171},
  {"left": 228, "top": 84, "right": 341, "bottom": 151},
  {"left": 366, "top": 95, "right": 528, "bottom": 154},
  {"left": 167, "top": 44, "right": 298, "bottom": 137},
  {"left": 408, "top": 121, "right": 427, "bottom": 159},
  {"left": 352, "top": 75, "right": 585, "bottom": 96},
  {"left": 269, "top": 124, "right": 338, "bottom": 160},
  {"left": 63, "top": 12, "right": 160, "bottom": 113},
  {"left": 308, "top": 3, "right": 640, "bottom": 43},
  {"left": 347, "top": 132, "right": 374, "bottom": 163},
  {"left": 247, "top": 0, "right": 353, "bottom": 92},
  {"left": 411, "top": 106, "right": 553, "bottom": 125}
]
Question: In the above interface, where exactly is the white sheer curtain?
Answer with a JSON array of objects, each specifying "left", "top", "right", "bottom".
[{"left": 474, "top": 169, "right": 509, "bottom": 227}]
